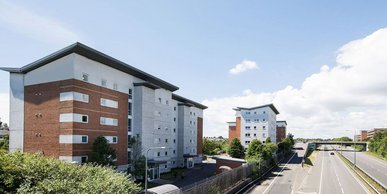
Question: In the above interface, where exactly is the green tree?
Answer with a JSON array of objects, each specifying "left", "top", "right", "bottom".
[
  {"left": 265, "top": 137, "right": 272, "bottom": 144},
  {"left": 246, "top": 139, "right": 263, "bottom": 161},
  {"left": 0, "top": 134, "right": 9, "bottom": 150},
  {"left": 332, "top": 137, "right": 353, "bottom": 142},
  {"left": 203, "top": 138, "right": 218, "bottom": 155},
  {"left": 0, "top": 151, "right": 140, "bottom": 193},
  {"left": 90, "top": 136, "right": 117, "bottom": 165},
  {"left": 228, "top": 138, "right": 245, "bottom": 158},
  {"left": 133, "top": 155, "right": 146, "bottom": 179},
  {"left": 287, "top": 133, "right": 295, "bottom": 145},
  {"left": 368, "top": 130, "right": 387, "bottom": 159}
]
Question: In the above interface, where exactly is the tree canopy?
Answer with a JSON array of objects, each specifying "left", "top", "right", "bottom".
[
  {"left": 0, "top": 151, "right": 140, "bottom": 193},
  {"left": 90, "top": 136, "right": 117, "bottom": 165},
  {"left": 203, "top": 138, "right": 228, "bottom": 155},
  {"left": 228, "top": 138, "right": 245, "bottom": 158},
  {"left": 368, "top": 130, "right": 387, "bottom": 159}
]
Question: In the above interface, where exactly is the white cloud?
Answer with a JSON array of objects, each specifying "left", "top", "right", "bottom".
[
  {"left": 229, "top": 60, "right": 259, "bottom": 75},
  {"left": 0, "top": 93, "right": 9, "bottom": 125},
  {"left": 204, "top": 28, "right": 387, "bottom": 139},
  {"left": 0, "top": 0, "right": 82, "bottom": 45}
]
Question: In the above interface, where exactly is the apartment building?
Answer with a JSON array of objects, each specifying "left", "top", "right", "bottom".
[
  {"left": 228, "top": 104, "right": 279, "bottom": 148},
  {"left": 276, "top": 121, "right": 287, "bottom": 143},
  {"left": 1, "top": 42, "right": 207, "bottom": 178}
]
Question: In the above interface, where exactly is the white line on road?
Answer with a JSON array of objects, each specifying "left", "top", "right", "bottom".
[
  {"left": 337, "top": 154, "right": 371, "bottom": 194},
  {"left": 331, "top": 155, "right": 344, "bottom": 193},
  {"left": 262, "top": 152, "right": 296, "bottom": 194},
  {"left": 319, "top": 151, "right": 324, "bottom": 194}
]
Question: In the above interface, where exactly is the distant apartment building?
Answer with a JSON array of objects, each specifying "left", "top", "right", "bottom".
[
  {"left": 276, "top": 121, "right": 287, "bottom": 143},
  {"left": 228, "top": 104, "right": 279, "bottom": 148},
  {"left": 354, "top": 130, "right": 368, "bottom": 141},
  {"left": 367, "top": 128, "right": 387, "bottom": 139},
  {"left": 1, "top": 43, "right": 207, "bottom": 179}
]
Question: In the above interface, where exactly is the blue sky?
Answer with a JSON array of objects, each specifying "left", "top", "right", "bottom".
[{"left": 1, "top": 0, "right": 387, "bottom": 138}]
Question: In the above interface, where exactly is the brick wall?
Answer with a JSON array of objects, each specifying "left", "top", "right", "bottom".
[
  {"left": 228, "top": 117, "right": 241, "bottom": 144},
  {"left": 24, "top": 79, "right": 128, "bottom": 165},
  {"left": 197, "top": 117, "right": 203, "bottom": 155},
  {"left": 276, "top": 126, "right": 286, "bottom": 143}
]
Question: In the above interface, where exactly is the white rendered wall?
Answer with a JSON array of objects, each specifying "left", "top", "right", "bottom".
[
  {"left": 24, "top": 54, "right": 75, "bottom": 86},
  {"left": 59, "top": 135, "right": 88, "bottom": 144},
  {"left": 9, "top": 73, "right": 24, "bottom": 152}
]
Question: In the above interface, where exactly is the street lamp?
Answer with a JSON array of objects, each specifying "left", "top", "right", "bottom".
[
  {"left": 346, "top": 129, "right": 357, "bottom": 168},
  {"left": 145, "top": 146, "right": 166, "bottom": 194}
]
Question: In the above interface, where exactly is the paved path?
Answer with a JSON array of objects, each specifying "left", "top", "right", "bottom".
[{"left": 341, "top": 151, "right": 387, "bottom": 188}]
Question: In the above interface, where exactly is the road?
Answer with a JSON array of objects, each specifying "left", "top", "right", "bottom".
[
  {"left": 245, "top": 144, "right": 371, "bottom": 194},
  {"left": 341, "top": 150, "right": 387, "bottom": 188}
]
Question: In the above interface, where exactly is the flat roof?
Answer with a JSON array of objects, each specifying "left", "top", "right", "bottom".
[
  {"left": 234, "top": 104, "right": 279, "bottom": 114},
  {"left": 172, "top": 93, "right": 207, "bottom": 110},
  {"left": 0, "top": 42, "right": 179, "bottom": 92},
  {"left": 213, "top": 156, "right": 246, "bottom": 163},
  {"left": 276, "top": 120, "right": 287, "bottom": 125}
]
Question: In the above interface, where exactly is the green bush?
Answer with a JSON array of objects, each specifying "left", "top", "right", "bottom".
[
  {"left": 368, "top": 131, "right": 387, "bottom": 159},
  {"left": 0, "top": 151, "right": 140, "bottom": 194},
  {"left": 228, "top": 138, "right": 245, "bottom": 158}
]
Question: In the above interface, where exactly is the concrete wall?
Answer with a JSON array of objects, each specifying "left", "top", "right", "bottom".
[{"left": 9, "top": 73, "right": 24, "bottom": 152}]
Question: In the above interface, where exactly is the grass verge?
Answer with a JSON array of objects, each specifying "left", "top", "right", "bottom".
[
  {"left": 337, "top": 151, "right": 386, "bottom": 194},
  {"left": 304, "top": 150, "right": 317, "bottom": 166}
]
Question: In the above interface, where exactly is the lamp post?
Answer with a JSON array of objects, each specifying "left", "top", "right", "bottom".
[
  {"left": 145, "top": 146, "right": 166, "bottom": 194},
  {"left": 346, "top": 129, "right": 357, "bottom": 168}
]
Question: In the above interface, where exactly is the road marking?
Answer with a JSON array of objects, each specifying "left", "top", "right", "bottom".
[
  {"left": 331, "top": 155, "right": 344, "bottom": 193},
  {"left": 318, "top": 151, "right": 324, "bottom": 194},
  {"left": 262, "top": 152, "right": 296, "bottom": 194},
  {"left": 336, "top": 154, "right": 371, "bottom": 194}
]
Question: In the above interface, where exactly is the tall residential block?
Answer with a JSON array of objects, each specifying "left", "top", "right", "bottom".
[
  {"left": 1, "top": 43, "right": 207, "bottom": 179},
  {"left": 276, "top": 121, "right": 287, "bottom": 143},
  {"left": 228, "top": 104, "right": 279, "bottom": 148}
]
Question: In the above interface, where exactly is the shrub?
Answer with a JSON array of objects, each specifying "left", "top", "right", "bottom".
[{"left": 0, "top": 151, "right": 140, "bottom": 194}]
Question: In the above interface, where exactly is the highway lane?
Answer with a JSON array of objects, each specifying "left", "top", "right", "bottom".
[
  {"left": 318, "top": 151, "right": 370, "bottom": 194},
  {"left": 341, "top": 150, "right": 387, "bottom": 188},
  {"left": 245, "top": 145, "right": 371, "bottom": 194}
]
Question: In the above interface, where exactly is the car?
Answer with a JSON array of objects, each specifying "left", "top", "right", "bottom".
[{"left": 330, "top": 152, "right": 334, "bottom": 155}]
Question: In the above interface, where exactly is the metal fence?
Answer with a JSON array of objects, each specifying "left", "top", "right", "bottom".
[{"left": 181, "top": 156, "right": 279, "bottom": 194}]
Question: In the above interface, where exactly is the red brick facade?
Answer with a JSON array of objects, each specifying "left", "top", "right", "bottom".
[
  {"left": 197, "top": 117, "right": 203, "bottom": 155},
  {"left": 276, "top": 126, "right": 286, "bottom": 143},
  {"left": 24, "top": 79, "right": 128, "bottom": 165},
  {"left": 228, "top": 117, "right": 241, "bottom": 144}
]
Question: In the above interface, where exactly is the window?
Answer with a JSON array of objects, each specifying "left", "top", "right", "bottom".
[
  {"left": 174, "top": 117, "right": 176, "bottom": 122},
  {"left": 166, "top": 100, "right": 169, "bottom": 105},
  {"left": 245, "top": 133, "right": 250, "bottom": 137},
  {"left": 60, "top": 92, "right": 89, "bottom": 103},
  {"left": 157, "top": 152, "right": 160, "bottom": 157},
  {"left": 165, "top": 139, "right": 168, "bottom": 143},
  {"left": 100, "top": 117, "right": 118, "bottom": 126},
  {"left": 128, "top": 119, "right": 132, "bottom": 132},
  {"left": 82, "top": 115, "right": 88, "bottom": 123},
  {"left": 173, "top": 128, "right": 176, "bottom": 133},
  {"left": 194, "top": 112, "right": 196, "bottom": 116},
  {"left": 190, "top": 111, "right": 192, "bottom": 115},
  {"left": 254, "top": 133, "right": 256, "bottom": 137},
  {"left": 174, "top": 107, "right": 176, "bottom": 111},
  {"left": 113, "top": 137, "right": 117, "bottom": 143},
  {"left": 113, "top": 83, "right": 118, "bottom": 90},
  {"left": 254, "top": 126, "right": 257, "bottom": 129},
  {"left": 101, "top": 98, "right": 118, "bottom": 109},
  {"left": 245, "top": 126, "right": 251, "bottom": 130},
  {"left": 246, "top": 112, "right": 250, "bottom": 115},
  {"left": 158, "top": 98, "right": 162, "bottom": 103},
  {"left": 165, "top": 151, "right": 168, "bottom": 156},
  {"left": 263, "top": 111, "right": 266, "bottom": 114},
  {"left": 245, "top": 141, "right": 250, "bottom": 144},
  {"left": 246, "top": 119, "right": 251, "bottom": 123},
  {"left": 128, "top": 103, "right": 132, "bottom": 115},
  {"left": 263, "top": 119, "right": 266, "bottom": 122},
  {"left": 101, "top": 79, "right": 107, "bottom": 87},
  {"left": 173, "top": 150, "right": 176, "bottom": 154},
  {"left": 128, "top": 89, "right": 132, "bottom": 99},
  {"left": 165, "top": 165, "right": 168, "bottom": 168},
  {"left": 81, "top": 156, "right": 87, "bottom": 164},
  {"left": 254, "top": 112, "right": 256, "bottom": 114},
  {"left": 82, "top": 73, "right": 88, "bottom": 82},
  {"left": 81, "top": 136, "right": 88, "bottom": 143},
  {"left": 190, "top": 121, "right": 192, "bottom": 125},
  {"left": 263, "top": 126, "right": 266, "bottom": 130},
  {"left": 173, "top": 139, "right": 176, "bottom": 143}
]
